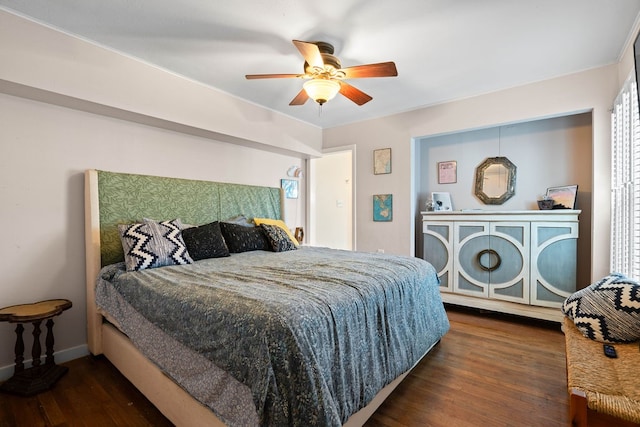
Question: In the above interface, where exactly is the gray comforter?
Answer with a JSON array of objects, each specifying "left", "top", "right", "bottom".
[{"left": 96, "top": 246, "right": 449, "bottom": 426}]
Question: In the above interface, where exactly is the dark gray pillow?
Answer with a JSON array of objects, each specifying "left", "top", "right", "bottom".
[
  {"left": 562, "top": 273, "right": 640, "bottom": 343},
  {"left": 219, "top": 222, "right": 270, "bottom": 253},
  {"left": 260, "top": 224, "right": 297, "bottom": 252},
  {"left": 181, "top": 221, "right": 230, "bottom": 261}
]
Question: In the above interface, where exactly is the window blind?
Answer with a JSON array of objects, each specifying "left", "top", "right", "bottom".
[{"left": 611, "top": 77, "right": 640, "bottom": 278}]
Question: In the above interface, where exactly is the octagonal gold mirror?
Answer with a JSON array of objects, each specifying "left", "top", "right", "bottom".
[{"left": 474, "top": 157, "right": 517, "bottom": 205}]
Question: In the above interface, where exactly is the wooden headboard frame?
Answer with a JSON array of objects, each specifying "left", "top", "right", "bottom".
[{"left": 84, "top": 169, "right": 284, "bottom": 354}]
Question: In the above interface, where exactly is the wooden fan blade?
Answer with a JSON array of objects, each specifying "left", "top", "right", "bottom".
[
  {"left": 289, "top": 88, "right": 310, "bottom": 106},
  {"left": 292, "top": 40, "right": 324, "bottom": 69},
  {"left": 339, "top": 82, "right": 373, "bottom": 106},
  {"left": 341, "top": 62, "right": 398, "bottom": 79},
  {"left": 245, "top": 73, "right": 302, "bottom": 79}
]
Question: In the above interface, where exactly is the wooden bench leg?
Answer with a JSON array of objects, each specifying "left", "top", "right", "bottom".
[{"left": 570, "top": 388, "right": 587, "bottom": 427}]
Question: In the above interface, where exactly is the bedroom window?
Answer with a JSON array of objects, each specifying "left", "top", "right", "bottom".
[{"left": 611, "top": 76, "right": 640, "bottom": 278}]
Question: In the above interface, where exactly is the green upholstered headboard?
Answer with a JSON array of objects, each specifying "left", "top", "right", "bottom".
[{"left": 94, "top": 170, "right": 282, "bottom": 267}]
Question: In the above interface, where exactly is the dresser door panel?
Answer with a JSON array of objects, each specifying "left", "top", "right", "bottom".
[
  {"left": 531, "top": 223, "right": 578, "bottom": 307},
  {"left": 455, "top": 224, "right": 490, "bottom": 297},
  {"left": 423, "top": 222, "right": 453, "bottom": 291},
  {"left": 488, "top": 224, "right": 529, "bottom": 304}
]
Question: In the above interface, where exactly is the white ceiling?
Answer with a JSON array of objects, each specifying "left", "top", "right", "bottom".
[{"left": 2, "top": 0, "right": 640, "bottom": 129}]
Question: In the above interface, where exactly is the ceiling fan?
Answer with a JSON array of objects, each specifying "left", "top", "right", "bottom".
[{"left": 245, "top": 40, "right": 397, "bottom": 106}]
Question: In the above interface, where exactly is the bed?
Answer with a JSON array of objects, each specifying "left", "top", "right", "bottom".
[{"left": 84, "top": 169, "right": 450, "bottom": 426}]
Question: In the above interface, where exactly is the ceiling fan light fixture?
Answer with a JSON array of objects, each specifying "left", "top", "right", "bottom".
[{"left": 303, "top": 79, "right": 340, "bottom": 105}]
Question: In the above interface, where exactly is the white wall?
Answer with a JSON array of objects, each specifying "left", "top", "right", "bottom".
[
  {"left": 0, "top": 10, "right": 318, "bottom": 376},
  {"left": 0, "top": 92, "right": 307, "bottom": 376},
  {"left": 323, "top": 64, "right": 619, "bottom": 284},
  {"left": 0, "top": 10, "right": 322, "bottom": 157}
]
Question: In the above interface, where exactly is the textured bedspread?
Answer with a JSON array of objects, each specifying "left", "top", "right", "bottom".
[{"left": 96, "top": 246, "right": 449, "bottom": 426}]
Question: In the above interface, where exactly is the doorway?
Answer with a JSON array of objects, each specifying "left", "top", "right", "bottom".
[{"left": 309, "top": 146, "right": 355, "bottom": 250}]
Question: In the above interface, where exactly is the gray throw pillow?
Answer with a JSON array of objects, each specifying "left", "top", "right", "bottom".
[{"left": 219, "top": 222, "right": 270, "bottom": 253}]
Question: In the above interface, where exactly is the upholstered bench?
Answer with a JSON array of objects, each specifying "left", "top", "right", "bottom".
[{"left": 564, "top": 317, "right": 640, "bottom": 426}]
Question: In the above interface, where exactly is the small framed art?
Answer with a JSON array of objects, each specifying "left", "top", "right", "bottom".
[
  {"left": 373, "top": 194, "right": 393, "bottom": 221},
  {"left": 373, "top": 148, "right": 392, "bottom": 175},
  {"left": 431, "top": 192, "right": 452, "bottom": 211},
  {"left": 281, "top": 179, "right": 299, "bottom": 199},
  {"left": 438, "top": 160, "right": 457, "bottom": 184},
  {"left": 546, "top": 185, "right": 578, "bottom": 209}
]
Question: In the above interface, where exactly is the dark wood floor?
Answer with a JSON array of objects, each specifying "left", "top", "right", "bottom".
[
  {"left": 0, "top": 306, "right": 568, "bottom": 426},
  {"left": 366, "top": 306, "right": 568, "bottom": 427}
]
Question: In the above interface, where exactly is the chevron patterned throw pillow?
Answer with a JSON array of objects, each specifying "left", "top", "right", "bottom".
[
  {"left": 118, "top": 218, "right": 193, "bottom": 271},
  {"left": 562, "top": 273, "right": 640, "bottom": 343}
]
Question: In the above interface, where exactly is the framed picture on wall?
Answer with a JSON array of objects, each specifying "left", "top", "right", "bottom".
[
  {"left": 373, "top": 194, "right": 393, "bottom": 221},
  {"left": 373, "top": 148, "right": 392, "bottom": 175},
  {"left": 281, "top": 179, "right": 299, "bottom": 199},
  {"left": 546, "top": 185, "right": 578, "bottom": 209},
  {"left": 438, "top": 160, "right": 457, "bottom": 184}
]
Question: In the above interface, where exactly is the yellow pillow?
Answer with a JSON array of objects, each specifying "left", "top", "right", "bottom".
[{"left": 253, "top": 218, "right": 299, "bottom": 246}]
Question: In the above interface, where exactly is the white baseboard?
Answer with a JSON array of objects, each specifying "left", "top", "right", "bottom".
[{"left": 0, "top": 344, "right": 89, "bottom": 381}]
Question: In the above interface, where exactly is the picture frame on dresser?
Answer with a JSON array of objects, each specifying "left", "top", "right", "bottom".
[
  {"left": 431, "top": 192, "right": 452, "bottom": 211},
  {"left": 546, "top": 184, "right": 578, "bottom": 209}
]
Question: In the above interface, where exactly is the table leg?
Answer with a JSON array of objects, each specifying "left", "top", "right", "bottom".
[
  {"left": 31, "top": 320, "right": 42, "bottom": 369},
  {"left": 45, "top": 318, "right": 55, "bottom": 366},
  {"left": 14, "top": 323, "right": 24, "bottom": 374}
]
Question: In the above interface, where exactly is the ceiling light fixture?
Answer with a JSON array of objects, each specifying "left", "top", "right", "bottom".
[{"left": 303, "top": 79, "right": 340, "bottom": 105}]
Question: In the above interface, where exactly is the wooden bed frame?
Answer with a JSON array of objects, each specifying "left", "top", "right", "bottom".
[{"left": 84, "top": 169, "right": 435, "bottom": 426}]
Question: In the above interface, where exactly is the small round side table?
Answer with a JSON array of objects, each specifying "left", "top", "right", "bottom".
[{"left": 0, "top": 299, "right": 72, "bottom": 396}]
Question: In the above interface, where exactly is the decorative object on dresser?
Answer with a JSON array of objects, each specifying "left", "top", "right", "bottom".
[
  {"left": 546, "top": 184, "right": 578, "bottom": 209},
  {"left": 421, "top": 210, "right": 580, "bottom": 322},
  {"left": 431, "top": 192, "right": 452, "bottom": 211},
  {"left": 474, "top": 156, "right": 517, "bottom": 205},
  {"left": 537, "top": 196, "right": 554, "bottom": 210},
  {"left": 0, "top": 299, "right": 72, "bottom": 396}
]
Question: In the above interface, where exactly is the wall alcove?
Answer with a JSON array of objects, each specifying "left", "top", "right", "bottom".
[{"left": 414, "top": 112, "right": 592, "bottom": 291}]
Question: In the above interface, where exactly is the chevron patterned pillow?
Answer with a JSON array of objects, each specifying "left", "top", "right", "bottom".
[
  {"left": 562, "top": 273, "right": 640, "bottom": 343},
  {"left": 118, "top": 218, "right": 193, "bottom": 271}
]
